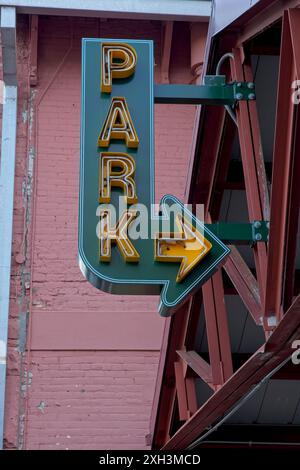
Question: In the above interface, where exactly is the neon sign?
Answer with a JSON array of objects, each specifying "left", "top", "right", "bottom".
[{"left": 79, "top": 39, "right": 230, "bottom": 316}]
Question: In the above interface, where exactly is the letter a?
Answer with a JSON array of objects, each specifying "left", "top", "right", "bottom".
[
  {"left": 101, "top": 43, "right": 137, "bottom": 94},
  {"left": 98, "top": 97, "right": 139, "bottom": 148}
]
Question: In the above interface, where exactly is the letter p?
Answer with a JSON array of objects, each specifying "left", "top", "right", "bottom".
[{"left": 101, "top": 43, "right": 137, "bottom": 93}]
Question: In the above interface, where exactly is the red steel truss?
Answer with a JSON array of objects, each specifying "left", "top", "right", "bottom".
[{"left": 151, "top": 4, "right": 300, "bottom": 450}]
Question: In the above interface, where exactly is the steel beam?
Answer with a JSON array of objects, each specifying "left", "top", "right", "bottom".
[
  {"left": 199, "top": 103, "right": 264, "bottom": 324},
  {"left": 243, "top": 59, "right": 270, "bottom": 222},
  {"left": 152, "top": 0, "right": 300, "bottom": 453},
  {"left": 202, "top": 270, "right": 233, "bottom": 386},
  {"left": 209, "top": 114, "right": 237, "bottom": 219},
  {"left": 151, "top": 300, "right": 192, "bottom": 448},
  {"left": 284, "top": 109, "right": 300, "bottom": 310},
  {"left": 29, "top": 15, "right": 38, "bottom": 86},
  {"left": 201, "top": 424, "right": 300, "bottom": 446},
  {"left": 177, "top": 350, "right": 214, "bottom": 390},
  {"left": 185, "top": 376, "right": 198, "bottom": 416},
  {"left": 182, "top": 291, "right": 203, "bottom": 418},
  {"left": 162, "top": 293, "right": 300, "bottom": 449},
  {"left": 224, "top": 246, "right": 262, "bottom": 325},
  {"left": 161, "top": 21, "right": 173, "bottom": 84},
  {"left": 282, "top": 9, "right": 300, "bottom": 312},
  {"left": 0, "top": 0, "right": 212, "bottom": 21},
  {"left": 237, "top": 0, "right": 300, "bottom": 47},
  {"left": 187, "top": 105, "right": 226, "bottom": 217},
  {"left": 264, "top": 10, "right": 300, "bottom": 322},
  {"left": 231, "top": 47, "right": 268, "bottom": 313},
  {"left": 174, "top": 361, "right": 189, "bottom": 421}
]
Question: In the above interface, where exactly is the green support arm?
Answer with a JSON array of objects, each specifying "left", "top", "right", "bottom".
[
  {"left": 154, "top": 75, "right": 256, "bottom": 105},
  {"left": 207, "top": 221, "right": 269, "bottom": 244}
]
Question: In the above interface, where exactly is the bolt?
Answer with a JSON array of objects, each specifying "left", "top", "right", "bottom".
[
  {"left": 255, "top": 233, "right": 262, "bottom": 241},
  {"left": 266, "top": 221, "right": 270, "bottom": 229},
  {"left": 267, "top": 316, "right": 277, "bottom": 327},
  {"left": 253, "top": 221, "right": 261, "bottom": 229},
  {"left": 236, "top": 93, "right": 244, "bottom": 100},
  {"left": 247, "top": 82, "right": 255, "bottom": 89},
  {"left": 236, "top": 82, "right": 242, "bottom": 87},
  {"left": 248, "top": 93, "right": 256, "bottom": 100}
]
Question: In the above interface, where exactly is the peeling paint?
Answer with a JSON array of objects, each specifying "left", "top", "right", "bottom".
[
  {"left": 18, "top": 312, "right": 27, "bottom": 353},
  {"left": 28, "top": 89, "right": 37, "bottom": 140},
  {"left": 22, "top": 108, "right": 28, "bottom": 123},
  {"left": 26, "top": 147, "right": 35, "bottom": 199},
  {"left": 37, "top": 401, "right": 46, "bottom": 413},
  {"left": 0, "top": 340, "right": 7, "bottom": 365},
  {"left": 16, "top": 84, "right": 37, "bottom": 451},
  {"left": 17, "top": 414, "right": 25, "bottom": 450}
]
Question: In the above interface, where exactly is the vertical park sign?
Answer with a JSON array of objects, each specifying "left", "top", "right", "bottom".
[{"left": 79, "top": 39, "right": 230, "bottom": 316}]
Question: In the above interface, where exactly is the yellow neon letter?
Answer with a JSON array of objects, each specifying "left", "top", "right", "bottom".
[
  {"left": 99, "top": 209, "right": 140, "bottom": 263},
  {"left": 99, "top": 152, "right": 138, "bottom": 204},
  {"left": 101, "top": 43, "right": 137, "bottom": 93},
  {"left": 98, "top": 97, "right": 139, "bottom": 148}
]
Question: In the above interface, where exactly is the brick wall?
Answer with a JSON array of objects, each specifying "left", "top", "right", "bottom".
[
  {"left": 26, "top": 352, "right": 158, "bottom": 450},
  {"left": 4, "top": 15, "right": 197, "bottom": 449}
]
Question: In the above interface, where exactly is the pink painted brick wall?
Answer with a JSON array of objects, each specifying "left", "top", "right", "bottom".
[
  {"left": 4, "top": 16, "right": 198, "bottom": 449},
  {"left": 26, "top": 352, "right": 158, "bottom": 450}
]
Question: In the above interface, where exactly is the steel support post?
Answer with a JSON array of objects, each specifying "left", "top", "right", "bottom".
[
  {"left": 231, "top": 47, "right": 268, "bottom": 317},
  {"left": 281, "top": 9, "right": 300, "bottom": 313},
  {"left": 29, "top": 15, "right": 38, "bottom": 86},
  {"left": 265, "top": 10, "right": 300, "bottom": 322},
  {"left": 162, "top": 293, "right": 300, "bottom": 450},
  {"left": 160, "top": 21, "right": 173, "bottom": 84},
  {"left": 224, "top": 246, "right": 262, "bottom": 325},
  {"left": 174, "top": 361, "right": 189, "bottom": 421},
  {"left": 209, "top": 113, "right": 236, "bottom": 219},
  {"left": 202, "top": 269, "right": 233, "bottom": 386},
  {"left": 177, "top": 350, "right": 214, "bottom": 390},
  {"left": 151, "top": 300, "right": 192, "bottom": 448}
]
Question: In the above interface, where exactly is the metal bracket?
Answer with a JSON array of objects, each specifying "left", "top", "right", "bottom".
[
  {"left": 154, "top": 75, "right": 256, "bottom": 105},
  {"left": 251, "top": 220, "right": 269, "bottom": 244},
  {"left": 207, "top": 221, "right": 269, "bottom": 244},
  {"left": 233, "top": 80, "right": 256, "bottom": 103}
]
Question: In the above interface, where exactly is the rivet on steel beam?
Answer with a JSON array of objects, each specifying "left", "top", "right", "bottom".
[
  {"left": 253, "top": 221, "right": 261, "bottom": 229},
  {"left": 236, "top": 93, "right": 243, "bottom": 100},
  {"left": 267, "top": 316, "right": 277, "bottom": 327},
  {"left": 247, "top": 82, "right": 255, "bottom": 89},
  {"left": 255, "top": 233, "right": 262, "bottom": 241},
  {"left": 236, "top": 82, "right": 242, "bottom": 87},
  {"left": 248, "top": 93, "right": 256, "bottom": 100}
]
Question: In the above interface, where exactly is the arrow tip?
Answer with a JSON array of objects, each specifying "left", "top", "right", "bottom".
[
  {"left": 155, "top": 213, "right": 212, "bottom": 283},
  {"left": 175, "top": 215, "right": 212, "bottom": 282}
]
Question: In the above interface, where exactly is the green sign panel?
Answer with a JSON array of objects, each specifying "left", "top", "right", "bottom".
[{"left": 79, "top": 38, "right": 230, "bottom": 316}]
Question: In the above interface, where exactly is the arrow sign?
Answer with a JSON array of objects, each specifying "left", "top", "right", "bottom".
[
  {"left": 79, "top": 39, "right": 230, "bottom": 316},
  {"left": 155, "top": 213, "right": 212, "bottom": 283}
]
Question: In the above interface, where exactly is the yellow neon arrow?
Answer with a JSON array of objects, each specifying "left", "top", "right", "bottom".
[{"left": 154, "top": 214, "right": 212, "bottom": 282}]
